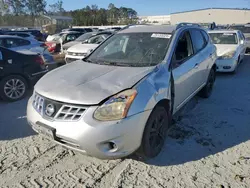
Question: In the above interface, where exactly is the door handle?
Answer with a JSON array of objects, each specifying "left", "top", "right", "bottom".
[{"left": 194, "top": 63, "right": 199, "bottom": 69}]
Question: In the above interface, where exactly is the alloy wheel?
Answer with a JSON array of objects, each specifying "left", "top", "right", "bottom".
[{"left": 4, "top": 79, "right": 26, "bottom": 100}]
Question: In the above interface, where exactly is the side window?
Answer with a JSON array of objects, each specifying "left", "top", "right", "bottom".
[
  {"left": 88, "top": 35, "right": 103, "bottom": 44},
  {"left": 189, "top": 29, "right": 206, "bottom": 53},
  {"left": 0, "top": 50, "right": 3, "bottom": 61},
  {"left": 17, "top": 39, "right": 30, "bottom": 46},
  {"left": 6, "top": 38, "right": 19, "bottom": 48},
  {"left": 66, "top": 34, "right": 76, "bottom": 42},
  {"left": 201, "top": 30, "right": 209, "bottom": 44},
  {"left": 172, "top": 31, "right": 193, "bottom": 67},
  {"left": 0, "top": 39, "right": 4, "bottom": 47}
]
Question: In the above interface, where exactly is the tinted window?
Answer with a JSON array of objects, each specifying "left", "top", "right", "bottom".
[
  {"left": 173, "top": 31, "right": 193, "bottom": 65},
  {"left": 85, "top": 28, "right": 93, "bottom": 32},
  {"left": 6, "top": 38, "right": 19, "bottom": 48},
  {"left": 5, "top": 38, "right": 30, "bottom": 48},
  {"left": 17, "top": 39, "right": 30, "bottom": 46},
  {"left": 0, "top": 39, "right": 4, "bottom": 46},
  {"left": 76, "top": 33, "right": 96, "bottom": 41},
  {"left": 190, "top": 29, "right": 206, "bottom": 53}
]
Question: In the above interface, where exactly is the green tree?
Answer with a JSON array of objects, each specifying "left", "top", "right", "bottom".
[{"left": 48, "top": 0, "right": 65, "bottom": 15}]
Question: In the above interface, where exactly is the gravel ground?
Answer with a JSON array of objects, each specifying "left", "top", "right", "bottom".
[{"left": 0, "top": 56, "right": 250, "bottom": 188}]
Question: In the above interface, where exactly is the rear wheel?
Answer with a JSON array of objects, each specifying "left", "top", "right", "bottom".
[
  {"left": 0, "top": 75, "right": 28, "bottom": 102},
  {"left": 136, "top": 105, "right": 169, "bottom": 160},
  {"left": 199, "top": 68, "right": 215, "bottom": 98}
]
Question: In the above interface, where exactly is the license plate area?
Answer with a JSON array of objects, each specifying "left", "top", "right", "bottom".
[{"left": 34, "top": 121, "right": 56, "bottom": 139}]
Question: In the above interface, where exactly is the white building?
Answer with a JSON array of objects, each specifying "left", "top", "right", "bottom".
[
  {"left": 138, "top": 15, "right": 171, "bottom": 24},
  {"left": 170, "top": 8, "right": 250, "bottom": 25}
]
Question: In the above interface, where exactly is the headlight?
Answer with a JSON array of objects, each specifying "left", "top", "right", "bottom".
[
  {"left": 219, "top": 51, "right": 236, "bottom": 59},
  {"left": 94, "top": 89, "right": 137, "bottom": 121},
  {"left": 51, "top": 43, "right": 56, "bottom": 47}
]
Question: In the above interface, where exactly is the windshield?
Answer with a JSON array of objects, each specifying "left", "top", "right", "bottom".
[
  {"left": 209, "top": 33, "right": 238, "bottom": 44},
  {"left": 86, "top": 32, "right": 170, "bottom": 67},
  {"left": 76, "top": 33, "right": 96, "bottom": 41}
]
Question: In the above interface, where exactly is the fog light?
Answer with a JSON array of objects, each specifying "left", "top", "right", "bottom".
[
  {"left": 108, "top": 142, "right": 118, "bottom": 152},
  {"left": 223, "top": 66, "right": 231, "bottom": 69}
]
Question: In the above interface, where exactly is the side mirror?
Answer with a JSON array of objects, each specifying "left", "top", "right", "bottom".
[{"left": 0, "top": 51, "right": 3, "bottom": 61}]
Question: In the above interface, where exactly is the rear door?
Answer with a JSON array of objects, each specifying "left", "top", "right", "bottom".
[
  {"left": 0, "top": 48, "right": 23, "bottom": 77},
  {"left": 171, "top": 30, "right": 197, "bottom": 112},
  {"left": 189, "top": 29, "right": 212, "bottom": 88}
]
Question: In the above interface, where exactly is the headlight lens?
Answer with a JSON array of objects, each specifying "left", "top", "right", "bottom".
[
  {"left": 219, "top": 51, "right": 236, "bottom": 59},
  {"left": 51, "top": 43, "right": 56, "bottom": 47},
  {"left": 94, "top": 89, "right": 137, "bottom": 121}
]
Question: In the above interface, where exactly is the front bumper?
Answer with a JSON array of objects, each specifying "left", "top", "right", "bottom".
[
  {"left": 216, "top": 58, "right": 238, "bottom": 72},
  {"left": 65, "top": 55, "right": 85, "bottom": 64},
  {"left": 27, "top": 97, "right": 151, "bottom": 159}
]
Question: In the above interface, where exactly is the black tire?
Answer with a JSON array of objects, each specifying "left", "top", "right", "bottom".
[
  {"left": 0, "top": 75, "right": 28, "bottom": 102},
  {"left": 136, "top": 105, "right": 169, "bottom": 160},
  {"left": 199, "top": 68, "right": 215, "bottom": 98}
]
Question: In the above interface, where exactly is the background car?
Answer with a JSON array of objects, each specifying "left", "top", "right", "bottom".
[
  {"left": 62, "top": 32, "right": 98, "bottom": 51},
  {"left": 0, "top": 46, "right": 48, "bottom": 101},
  {"left": 65, "top": 31, "right": 113, "bottom": 63},
  {"left": 208, "top": 30, "right": 246, "bottom": 73},
  {"left": 45, "top": 31, "right": 82, "bottom": 53},
  {"left": 0, "top": 35, "right": 45, "bottom": 51},
  {"left": 228, "top": 24, "right": 250, "bottom": 53},
  {"left": 5, "top": 32, "right": 36, "bottom": 40},
  {"left": 17, "top": 29, "right": 45, "bottom": 42}
]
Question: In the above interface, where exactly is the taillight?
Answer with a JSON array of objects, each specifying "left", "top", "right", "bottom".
[{"left": 35, "top": 56, "right": 45, "bottom": 65}]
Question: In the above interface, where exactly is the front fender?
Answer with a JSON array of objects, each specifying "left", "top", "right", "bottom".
[{"left": 127, "top": 64, "right": 171, "bottom": 116}]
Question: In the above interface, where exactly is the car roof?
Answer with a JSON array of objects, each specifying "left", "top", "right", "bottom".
[
  {"left": 118, "top": 25, "right": 177, "bottom": 34},
  {"left": 60, "top": 31, "right": 81, "bottom": 34},
  {"left": 6, "top": 32, "right": 32, "bottom": 35},
  {"left": 208, "top": 29, "right": 238, "bottom": 33},
  {"left": 0, "top": 35, "right": 26, "bottom": 39}
]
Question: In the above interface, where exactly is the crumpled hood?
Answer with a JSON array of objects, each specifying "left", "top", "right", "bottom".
[
  {"left": 67, "top": 43, "right": 99, "bottom": 54},
  {"left": 215, "top": 45, "right": 238, "bottom": 56},
  {"left": 35, "top": 61, "right": 154, "bottom": 105}
]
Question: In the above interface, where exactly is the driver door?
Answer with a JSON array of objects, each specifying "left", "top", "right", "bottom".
[{"left": 171, "top": 30, "right": 197, "bottom": 113}]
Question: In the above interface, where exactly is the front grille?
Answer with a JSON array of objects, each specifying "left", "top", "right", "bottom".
[
  {"left": 33, "top": 93, "right": 45, "bottom": 115},
  {"left": 54, "top": 105, "right": 86, "bottom": 121},
  {"left": 32, "top": 93, "right": 87, "bottom": 122}
]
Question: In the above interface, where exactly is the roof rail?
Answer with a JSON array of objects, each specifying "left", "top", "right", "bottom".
[
  {"left": 121, "top": 24, "right": 151, "bottom": 31},
  {"left": 176, "top": 22, "right": 201, "bottom": 30}
]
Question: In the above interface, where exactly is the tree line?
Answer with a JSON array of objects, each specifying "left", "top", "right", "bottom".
[{"left": 0, "top": 0, "right": 138, "bottom": 27}]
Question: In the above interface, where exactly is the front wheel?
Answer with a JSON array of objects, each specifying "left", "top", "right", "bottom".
[
  {"left": 199, "top": 68, "right": 215, "bottom": 98},
  {"left": 0, "top": 75, "right": 28, "bottom": 102},
  {"left": 136, "top": 105, "right": 169, "bottom": 160}
]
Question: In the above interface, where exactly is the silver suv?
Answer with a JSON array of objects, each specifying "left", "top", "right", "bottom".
[{"left": 27, "top": 24, "right": 217, "bottom": 159}]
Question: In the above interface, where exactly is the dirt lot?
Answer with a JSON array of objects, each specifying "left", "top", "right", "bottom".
[{"left": 0, "top": 56, "right": 250, "bottom": 188}]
